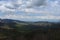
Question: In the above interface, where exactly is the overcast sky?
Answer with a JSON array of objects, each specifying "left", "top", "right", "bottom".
[{"left": 0, "top": 0, "right": 60, "bottom": 22}]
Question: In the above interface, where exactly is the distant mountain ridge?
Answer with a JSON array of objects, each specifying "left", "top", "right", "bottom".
[
  {"left": 0, "top": 18, "right": 60, "bottom": 31},
  {"left": 0, "top": 19, "right": 27, "bottom": 23},
  {"left": 0, "top": 18, "right": 60, "bottom": 23}
]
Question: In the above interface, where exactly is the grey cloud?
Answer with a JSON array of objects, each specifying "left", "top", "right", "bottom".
[
  {"left": 27, "top": 0, "right": 46, "bottom": 8},
  {"left": 32, "top": 0, "right": 46, "bottom": 6},
  {"left": 5, "top": 4, "right": 20, "bottom": 9},
  {"left": 5, "top": 6, "right": 16, "bottom": 9}
]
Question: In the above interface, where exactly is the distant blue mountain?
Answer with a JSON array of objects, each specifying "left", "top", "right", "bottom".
[{"left": 0, "top": 19, "right": 26, "bottom": 23}]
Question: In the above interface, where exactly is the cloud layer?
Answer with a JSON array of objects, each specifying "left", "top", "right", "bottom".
[{"left": 0, "top": 0, "right": 60, "bottom": 21}]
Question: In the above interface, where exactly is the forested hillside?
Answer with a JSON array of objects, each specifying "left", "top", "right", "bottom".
[{"left": 0, "top": 19, "right": 60, "bottom": 40}]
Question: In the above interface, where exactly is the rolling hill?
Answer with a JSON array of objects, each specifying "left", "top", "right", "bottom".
[{"left": 0, "top": 19, "right": 60, "bottom": 40}]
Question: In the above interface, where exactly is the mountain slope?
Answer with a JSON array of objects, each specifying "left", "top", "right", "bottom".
[{"left": 0, "top": 18, "right": 60, "bottom": 31}]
